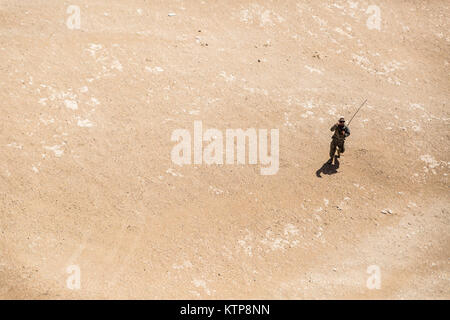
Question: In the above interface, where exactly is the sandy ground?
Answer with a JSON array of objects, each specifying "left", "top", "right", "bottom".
[{"left": 0, "top": 0, "right": 449, "bottom": 299}]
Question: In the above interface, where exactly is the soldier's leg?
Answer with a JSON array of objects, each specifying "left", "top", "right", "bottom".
[
  {"left": 329, "top": 140, "right": 337, "bottom": 160},
  {"left": 339, "top": 141, "right": 345, "bottom": 154}
]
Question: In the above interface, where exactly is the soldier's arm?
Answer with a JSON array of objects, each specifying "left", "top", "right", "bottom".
[
  {"left": 330, "top": 124, "right": 337, "bottom": 131},
  {"left": 345, "top": 126, "right": 351, "bottom": 137}
]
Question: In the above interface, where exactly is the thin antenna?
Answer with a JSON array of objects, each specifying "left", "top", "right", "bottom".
[{"left": 347, "top": 99, "right": 367, "bottom": 126}]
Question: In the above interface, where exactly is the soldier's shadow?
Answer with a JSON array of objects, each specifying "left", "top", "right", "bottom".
[{"left": 315, "top": 158, "right": 340, "bottom": 178}]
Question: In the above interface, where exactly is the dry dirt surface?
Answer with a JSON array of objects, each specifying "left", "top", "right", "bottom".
[{"left": 0, "top": 0, "right": 449, "bottom": 299}]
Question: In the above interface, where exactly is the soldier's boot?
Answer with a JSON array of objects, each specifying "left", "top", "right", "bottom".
[{"left": 327, "top": 157, "right": 333, "bottom": 164}]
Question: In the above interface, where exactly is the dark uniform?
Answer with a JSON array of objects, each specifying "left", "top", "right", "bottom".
[{"left": 329, "top": 122, "right": 350, "bottom": 161}]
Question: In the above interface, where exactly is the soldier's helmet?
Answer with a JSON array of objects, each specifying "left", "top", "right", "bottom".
[{"left": 339, "top": 117, "right": 345, "bottom": 122}]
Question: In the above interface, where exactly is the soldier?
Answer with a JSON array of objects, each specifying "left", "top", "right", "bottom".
[{"left": 328, "top": 117, "right": 350, "bottom": 164}]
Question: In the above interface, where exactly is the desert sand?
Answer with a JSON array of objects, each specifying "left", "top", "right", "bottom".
[{"left": 0, "top": 0, "right": 449, "bottom": 299}]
